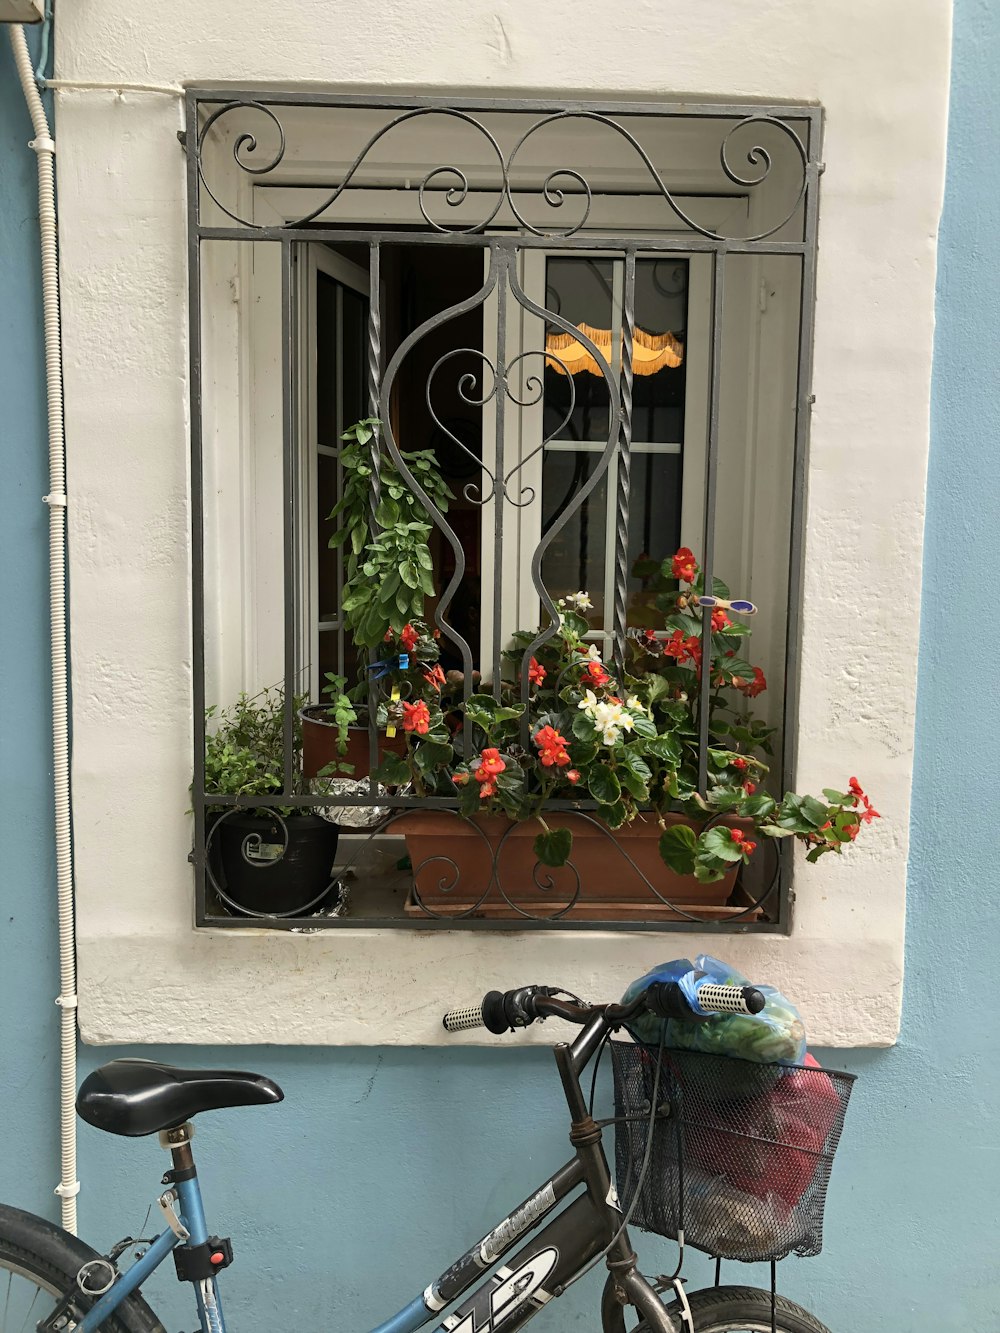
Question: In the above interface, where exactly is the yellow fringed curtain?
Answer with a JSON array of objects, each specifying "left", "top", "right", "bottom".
[{"left": 544, "top": 322, "right": 684, "bottom": 377}]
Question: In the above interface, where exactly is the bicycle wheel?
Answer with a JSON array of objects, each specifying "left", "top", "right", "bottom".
[
  {"left": 660, "top": 1284, "right": 831, "bottom": 1333},
  {"left": 0, "top": 1204, "right": 165, "bottom": 1332}
]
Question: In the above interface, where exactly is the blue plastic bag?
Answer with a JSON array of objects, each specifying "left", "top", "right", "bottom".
[{"left": 622, "top": 954, "right": 806, "bottom": 1065}]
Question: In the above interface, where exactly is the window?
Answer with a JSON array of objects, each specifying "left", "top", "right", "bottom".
[{"left": 194, "top": 95, "right": 819, "bottom": 931}]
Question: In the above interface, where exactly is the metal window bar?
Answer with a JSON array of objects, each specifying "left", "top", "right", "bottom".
[{"left": 187, "top": 91, "right": 821, "bottom": 932}]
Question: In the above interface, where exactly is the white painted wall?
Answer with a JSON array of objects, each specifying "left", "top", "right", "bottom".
[{"left": 55, "top": 0, "right": 952, "bottom": 1047}]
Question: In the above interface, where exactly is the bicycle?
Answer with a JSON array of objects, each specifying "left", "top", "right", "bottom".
[{"left": 0, "top": 974, "right": 844, "bottom": 1333}]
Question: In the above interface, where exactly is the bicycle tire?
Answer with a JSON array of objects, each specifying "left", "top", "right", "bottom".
[
  {"left": 0, "top": 1203, "right": 166, "bottom": 1332},
  {"left": 660, "top": 1283, "right": 832, "bottom": 1333}
]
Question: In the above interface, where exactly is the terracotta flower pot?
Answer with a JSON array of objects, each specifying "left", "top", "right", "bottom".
[
  {"left": 300, "top": 705, "right": 408, "bottom": 780},
  {"left": 393, "top": 810, "right": 755, "bottom": 922}
]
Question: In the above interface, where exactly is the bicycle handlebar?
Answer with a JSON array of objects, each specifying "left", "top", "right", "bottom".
[{"left": 441, "top": 979, "right": 766, "bottom": 1035}]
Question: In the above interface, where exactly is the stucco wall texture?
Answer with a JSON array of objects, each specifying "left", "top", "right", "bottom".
[
  {"left": 3, "top": 2, "right": 999, "bottom": 1331},
  {"left": 55, "top": 0, "right": 951, "bottom": 1049}
]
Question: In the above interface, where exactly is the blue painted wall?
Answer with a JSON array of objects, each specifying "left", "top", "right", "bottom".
[
  {"left": 2, "top": 3, "right": 999, "bottom": 1329},
  {"left": 0, "top": 23, "right": 62, "bottom": 1214}
]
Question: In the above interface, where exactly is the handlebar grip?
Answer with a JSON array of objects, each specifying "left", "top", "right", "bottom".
[
  {"left": 442, "top": 1003, "right": 487, "bottom": 1033},
  {"left": 696, "top": 983, "right": 767, "bottom": 1016},
  {"left": 442, "top": 991, "right": 510, "bottom": 1034},
  {"left": 645, "top": 980, "right": 767, "bottom": 1021}
]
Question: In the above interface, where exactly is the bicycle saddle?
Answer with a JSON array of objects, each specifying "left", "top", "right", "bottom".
[{"left": 77, "top": 1059, "right": 284, "bottom": 1137}]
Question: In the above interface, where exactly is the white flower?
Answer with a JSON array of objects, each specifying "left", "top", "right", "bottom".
[
  {"left": 583, "top": 642, "right": 603, "bottom": 661},
  {"left": 602, "top": 725, "right": 620, "bottom": 745},
  {"left": 564, "top": 591, "right": 594, "bottom": 611},
  {"left": 625, "top": 694, "right": 644, "bottom": 713},
  {"left": 578, "top": 689, "right": 600, "bottom": 714}
]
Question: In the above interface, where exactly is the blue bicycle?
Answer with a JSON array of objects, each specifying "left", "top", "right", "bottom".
[{"left": 0, "top": 974, "right": 843, "bottom": 1333}]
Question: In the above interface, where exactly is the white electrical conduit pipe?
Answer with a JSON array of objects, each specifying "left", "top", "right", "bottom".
[{"left": 8, "top": 23, "right": 78, "bottom": 1234}]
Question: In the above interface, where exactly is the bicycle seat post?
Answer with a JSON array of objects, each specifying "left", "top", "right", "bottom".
[{"left": 159, "top": 1121, "right": 197, "bottom": 1181}]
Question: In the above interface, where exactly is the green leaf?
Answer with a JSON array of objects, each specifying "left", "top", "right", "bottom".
[
  {"left": 629, "top": 714, "right": 657, "bottom": 738},
  {"left": 822, "top": 788, "right": 850, "bottom": 804},
  {"left": 644, "top": 735, "right": 681, "bottom": 764},
  {"left": 572, "top": 712, "right": 598, "bottom": 741},
  {"left": 372, "top": 753, "right": 410, "bottom": 786},
  {"left": 414, "top": 740, "right": 454, "bottom": 772},
  {"left": 619, "top": 768, "right": 649, "bottom": 801},
  {"left": 493, "top": 705, "right": 526, "bottom": 723},
  {"left": 466, "top": 693, "right": 499, "bottom": 716},
  {"left": 620, "top": 751, "right": 652, "bottom": 780},
  {"left": 701, "top": 825, "right": 745, "bottom": 862},
  {"left": 534, "top": 826, "right": 573, "bottom": 867},
  {"left": 596, "top": 801, "right": 629, "bottom": 829},
  {"left": 740, "top": 792, "right": 777, "bottom": 818},
  {"left": 400, "top": 561, "right": 420, "bottom": 589},
  {"left": 658, "top": 823, "right": 698, "bottom": 874},
  {"left": 588, "top": 766, "right": 621, "bottom": 804}
]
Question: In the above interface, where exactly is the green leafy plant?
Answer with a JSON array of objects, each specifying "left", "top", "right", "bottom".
[
  {"left": 329, "top": 418, "right": 453, "bottom": 651},
  {"left": 203, "top": 687, "right": 307, "bottom": 812},
  {"left": 374, "top": 553, "right": 880, "bottom": 880}
]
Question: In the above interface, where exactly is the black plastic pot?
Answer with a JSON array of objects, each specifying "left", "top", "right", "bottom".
[{"left": 209, "top": 813, "right": 339, "bottom": 917}]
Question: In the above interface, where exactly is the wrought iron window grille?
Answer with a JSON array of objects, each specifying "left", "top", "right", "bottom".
[{"left": 186, "top": 92, "right": 822, "bottom": 932}]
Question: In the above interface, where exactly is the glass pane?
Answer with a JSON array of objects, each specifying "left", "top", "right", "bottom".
[
  {"left": 317, "top": 452, "right": 339, "bottom": 623},
  {"left": 543, "top": 257, "right": 614, "bottom": 443},
  {"left": 316, "top": 271, "right": 339, "bottom": 447},
  {"left": 632, "top": 259, "right": 688, "bottom": 444},
  {"left": 540, "top": 450, "right": 609, "bottom": 621},
  {"left": 341, "top": 285, "right": 368, "bottom": 429},
  {"left": 626, "top": 452, "right": 683, "bottom": 627}
]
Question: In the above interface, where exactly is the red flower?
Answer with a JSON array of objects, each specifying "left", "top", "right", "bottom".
[
  {"left": 743, "top": 782, "right": 756, "bottom": 795},
  {"left": 663, "top": 629, "right": 687, "bottom": 661},
  {"left": 731, "top": 757, "right": 748, "bottom": 772},
  {"left": 478, "top": 780, "right": 497, "bottom": 799},
  {"left": 476, "top": 748, "right": 506, "bottom": 780},
  {"left": 735, "top": 665, "right": 766, "bottom": 698},
  {"left": 452, "top": 772, "right": 470, "bottom": 786},
  {"left": 643, "top": 628, "right": 658, "bottom": 644},
  {"left": 671, "top": 547, "right": 698, "bottom": 583},
  {"left": 848, "top": 777, "right": 880, "bottom": 823},
  {"left": 423, "top": 664, "right": 446, "bottom": 691},
  {"left": 402, "top": 701, "right": 430, "bottom": 734},
  {"left": 585, "top": 659, "right": 611, "bottom": 687},
  {"left": 663, "top": 629, "right": 702, "bottom": 667},
  {"left": 684, "top": 636, "right": 702, "bottom": 667},
  {"left": 743, "top": 840, "right": 757, "bottom": 855},
  {"left": 400, "top": 623, "right": 419, "bottom": 653},
  {"left": 729, "top": 828, "right": 745, "bottom": 843},
  {"left": 528, "top": 657, "right": 546, "bottom": 686},
  {"left": 711, "top": 607, "right": 731, "bottom": 633},
  {"left": 534, "top": 725, "right": 571, "bottom": 768},
  {"left": 845, "top": 823, "right": 860, "bottom": 841},
  {"left": 566, "top": 769, "right": 581, "bottom": 784}
]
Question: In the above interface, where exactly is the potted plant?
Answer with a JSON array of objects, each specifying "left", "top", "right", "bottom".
[
  {"left": 300, "top": 418, "right": 454, "bottom": 779},
  {"left": 382, "top": 552, "right": 879, "bottom": 920},
  {"left": 202, "top": 688, "right": 340, "bottom": 917}
]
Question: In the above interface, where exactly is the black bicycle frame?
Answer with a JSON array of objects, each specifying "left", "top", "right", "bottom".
[{"left": 406, "top": 1017, "right": 676, "bottom": 1333}]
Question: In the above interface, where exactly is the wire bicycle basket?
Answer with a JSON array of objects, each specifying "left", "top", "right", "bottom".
[{"left": 610, "top": 1042, "right": 855, "bottom": 1264}]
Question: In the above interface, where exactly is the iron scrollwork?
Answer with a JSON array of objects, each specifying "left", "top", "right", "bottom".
[{"left": 195, "top": 99, "right": 811, "bottom": 241}]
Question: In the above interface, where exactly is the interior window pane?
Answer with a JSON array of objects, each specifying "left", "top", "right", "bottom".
[
  {"left": 543, "top": 258, "right": 614, "bottom": 443},
  {"left": 341, "top": 286, "right": 368, "bottom": 429},
  {"left": 316, "top": 271, "right": 339, "bottom": 447},
  {"left": 316, "top": 452, "right": 339, "bottom": 623},
  {"left": 632, "top": 259, "right": 688, "bottom": 443},
  {"left": 540, "top": 450, "right": 608, "bottom": 620},
  {"left": 626, "top": 452, "right": 683, "bottom": 626}
]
